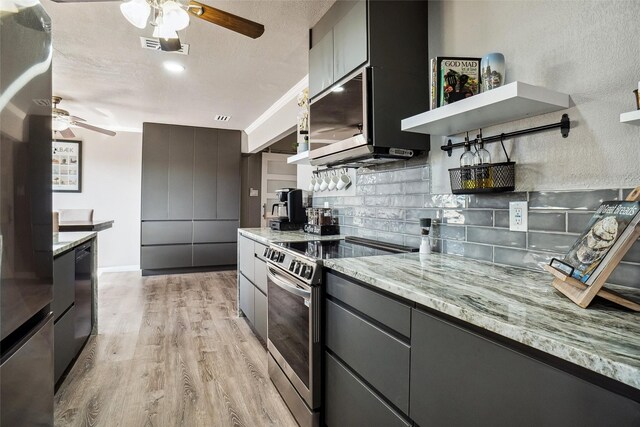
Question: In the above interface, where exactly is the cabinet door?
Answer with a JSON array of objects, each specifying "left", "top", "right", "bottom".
[
  {"left": 254, "top": 288, "right": 267, "bottom": 341},
  {"left": 141, "top": 245, "right": 192, "bottom": 270},
  {"left": 141, "top": 221, "right": 193, "bottom": 245},
  {"left": 53, "top": 250, "right": 75, "bottom": 321},
  {"left": 325, "top": 352, "right": 411, "bottom": 427},
  {"left": 216, "top": 130, "right": 241, "bottom": 220},
  {"left": 333, "top": 0, "right": 367, "bottom": 82},
  {"left": 193, "top": 220, "right": 238, "bottom": 243},
  {"left": 193, "top": 127, "right": 218, "bottom": 219},
  {"left": 254, "top": 257, "right": 267, "bottom": 294},
  {"left": 239, "top": 274, "right": 255, "bottom": 324},
  {"left": 141, "top": 123, "right": 170, "bottom": 220},
  {"left": 168, "top": 125, "right": 194, "bottom": 220},
  {"left": 54, "top": 306, "right": 75, "bottom": 383},
  {"left": 238, "top": 236, "right": 255, "bottom": 283},
  {"left": 309, "top": 30, "right": 334, "bottom": 98},
  {"left": 410, "top": 309, "right": 640, "bottom": 427},
  {"left": 192, "top": 243, "right": 237, "bottom": 267}
]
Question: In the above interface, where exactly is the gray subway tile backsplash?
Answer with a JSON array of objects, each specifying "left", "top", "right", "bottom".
[
  {"left": 529, "top": 189, "right": 619, "bottom": 210},
  {"left": 315, "top": 161, "right": 635, "bottom": 290},
  {"left": 527, "top": 232, "right": 577, "bottom": 253},
  {"left": 467, "top": 227, "right": 526, "bottom": 248}
]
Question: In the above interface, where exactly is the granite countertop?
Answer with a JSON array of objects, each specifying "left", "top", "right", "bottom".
[
  {"left": 53, "top": 231, "right": 97, "bottom": 256},
  {"left": 323, "top": 252, "right": 640, "bottom": 391},
  {"left": 239, "top": 228, "right": 345, "bottom": 245}
]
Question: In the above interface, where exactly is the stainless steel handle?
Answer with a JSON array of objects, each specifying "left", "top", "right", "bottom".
[{"left": 267, "top": 267, "right": 311, "bottom": 299}]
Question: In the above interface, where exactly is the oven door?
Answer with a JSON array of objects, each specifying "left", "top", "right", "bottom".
[{"left": 267, "top": 264, "right": 320, "bottom": 409}]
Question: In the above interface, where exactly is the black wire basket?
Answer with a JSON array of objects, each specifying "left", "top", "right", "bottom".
[{"left": 449, "top": 161, "right": 515, "bottom": 194}]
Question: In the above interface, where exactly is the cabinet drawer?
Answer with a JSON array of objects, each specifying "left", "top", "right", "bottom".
[
  {"left": 410, "top": 309, "right": 640, "bottom": 427},
  {"left": 325, "top": 352, "right": 410, "bottom": 427},
  {"left": 238, "top": 236, "right": 255, "bottom": 282},
  {"left": 53, "top": 250, "right": 75, "bottom": 320},
  {"left": 326, "top": 272, "right": 411, "bottom": 337},
  {"left": 192, "top": 243, "right": 237, "bottom": 266},
  {"left": 254, "top": 288, "right": 267, "bottom": 341},
  {"left": 254, "top": 241, "right": 268, "bottom": 261},
  {"left": 141, "top": 245, "right": 192, "bottom": 269},
  {"left": 326, "top": 300, "right": 410, "bottom": 413},
  {"left": 254, "top": 258, "right": 267, "bottom": 294},
  {"left": 193, "top": 221, "right": 238, "bottom": 243},
  {"left": 239, "top": 274, "right": 254, "bottom": 324},
  {"left": 54, "top": 305, "right": 76, "bottom": 383},
  {"left": 141, "top": 221, "right": 192, "bottom": 245}
]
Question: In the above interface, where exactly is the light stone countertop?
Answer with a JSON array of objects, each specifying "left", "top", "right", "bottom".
[
  {"left": 53, "top": 231, "right": 97, "bottom": 256},
  {"left": 322, "top": 252, "right": 640, "bottom": 391}
]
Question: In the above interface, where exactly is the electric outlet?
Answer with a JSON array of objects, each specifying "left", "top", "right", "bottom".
[{"left": 509, "top": 201, "right": 528, "bottom": 232}]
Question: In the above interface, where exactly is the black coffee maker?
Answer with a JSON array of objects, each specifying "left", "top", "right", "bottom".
[{"left": 269, "top": 188, "right": 307, "bottom": 231}]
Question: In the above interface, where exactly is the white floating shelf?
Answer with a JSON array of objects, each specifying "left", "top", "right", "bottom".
[
  {"left": 620, "top": 110, "right": 640, "bottom": 125},
  {"left": 287, "top": 150, "right": 310, "bottom": 165},
  {"left": 401, "top": 81, "right": 570, "bottom": 136}
]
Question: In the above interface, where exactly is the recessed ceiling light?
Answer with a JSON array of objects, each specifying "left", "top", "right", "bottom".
[
  {"left": 163, "top": 61, "right": 185, "bottom": 73},
  {"left": 332, "top": 86, "right": 344, "bottom": 92}
]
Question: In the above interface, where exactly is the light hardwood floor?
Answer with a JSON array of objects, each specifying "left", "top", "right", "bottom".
[{"left": 54, "top": 270, "right": 297, "bottom": 427}]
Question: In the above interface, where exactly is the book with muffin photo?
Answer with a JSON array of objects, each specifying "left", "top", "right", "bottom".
[{"left": 562, "top": 201, "right": 640, "bottom": 283}]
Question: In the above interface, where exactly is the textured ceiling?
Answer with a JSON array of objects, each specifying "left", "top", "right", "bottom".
[{"left": 42, "top": 0, "right": 334, "bottom": 132}]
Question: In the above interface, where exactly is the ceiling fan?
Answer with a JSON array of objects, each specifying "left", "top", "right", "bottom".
[
  {"left": 52, "top": 0, "right": 265, "bottom": 51},
  {"left": 52, "top": 96, "right": 117, "bottom": 138}
]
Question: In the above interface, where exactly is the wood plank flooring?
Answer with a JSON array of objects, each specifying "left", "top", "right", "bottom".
[{"left": 54, "top": 270, "right": 297, "bottom": 427}]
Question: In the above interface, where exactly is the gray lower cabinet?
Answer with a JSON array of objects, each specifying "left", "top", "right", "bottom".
[
  {"left": 238, "top": 235, "right": 268, "bottom": 342},
  {"left": 141, "top": 221, "right": 192, "bottom": 245},
  {"left": 193, "top": 221, "right": 238, "bottom": 243},
  {"left": 325, "top": 352, "right": 411, "bottom": 427},
  {"left": 52, "top": 250, "right": 74, "bottom": 320},
  {"left": 254, "top": 289, "right": 267, "bottom": 341},
  {"left": 326, "top": 299, "right": 410, "bottom": 413},
  {"left": 54, "top": 305, "right": 75, "bottom": 383},
  {"left": 193, "top": 243, "right": 237, "bottom": 267},
  {"left": 141, "top": 245, "right": 192, "bottom": 270},
  {"left": 239, "top": 274, "right": 255, "bottom": 324},
  {"left": 410, "top": 309, "right": 640, "bottom": 427}
]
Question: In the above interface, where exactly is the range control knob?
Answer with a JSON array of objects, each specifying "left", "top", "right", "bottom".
[
  {"left": 270, "top": 250, "right": 278, "bottom": 261},
  {"left": 266, "top": 248, "right": 272, "bottom": 259},
  {"left": 294, "top": 262, "right": 302, "bottom": 275},
  {"left": 279, "top": 252, "right": 285, "bottom": 262},
  {"left": 305, "top": 267, "right": 313, "bottom": 279},
  {"left": 263, "top": 247, "right": 269, "bottom": 257},
  {"left": 289, "top": 261, "right": 295, "bottom": 271},
  {"left": 299, "top": 265, "right": 307, "bottom": 277}
]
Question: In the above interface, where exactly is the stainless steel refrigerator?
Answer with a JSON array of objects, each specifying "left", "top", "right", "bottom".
[{"left": 0, "top": 3, "right": 54, "bottom": 426}]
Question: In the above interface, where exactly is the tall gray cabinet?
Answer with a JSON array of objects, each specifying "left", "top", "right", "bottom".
[{"left": 141, "top": 122, "right": 241, "bottom": 274}]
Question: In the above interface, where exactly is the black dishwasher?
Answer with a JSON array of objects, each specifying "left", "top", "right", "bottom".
[{"left": 74, "top": 243, "right": 93, "bottom": 352}]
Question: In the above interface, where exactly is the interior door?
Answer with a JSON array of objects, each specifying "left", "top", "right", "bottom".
[{"left": 260, "top": 153, "right": 297, "bottom": 227}]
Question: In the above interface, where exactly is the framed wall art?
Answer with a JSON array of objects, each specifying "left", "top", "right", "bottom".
[{"left": 52, "top": 139, "right": 81, "bottom": 193}]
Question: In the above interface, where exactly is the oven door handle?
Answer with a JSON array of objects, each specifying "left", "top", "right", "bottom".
[{"left": 267, "top": 267, "right": 311, "bottom": 299}]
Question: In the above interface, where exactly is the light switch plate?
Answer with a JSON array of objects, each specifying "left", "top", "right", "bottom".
[
  {"left": 509, "top": 201, "right": 528, "bottom": 232},
  {"left": 249, "top": 188, "right": 259, "bottom": 197}
]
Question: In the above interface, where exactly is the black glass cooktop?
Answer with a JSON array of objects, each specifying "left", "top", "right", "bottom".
[{"left": 275, "top": 238, "right": 417, "bottom": 260}]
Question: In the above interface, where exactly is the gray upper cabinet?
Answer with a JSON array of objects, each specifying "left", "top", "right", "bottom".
[
  {"left": 193, "top": 128, "right": 218, "bottom": 219},
  {"left": 333, "top": 0, "right": 367, "bottom": 83},
  {"left": 141, "top": 123, "right": 170, "bottom": 220},
  {"left": 309, "top": 30, "right": 334, "bottom": 99},
  {"left": 216, "top": 130, "right": 241, "bottom": 220},
  {"left": 168, "top": 126, "right": 195, "bottom": 220}
]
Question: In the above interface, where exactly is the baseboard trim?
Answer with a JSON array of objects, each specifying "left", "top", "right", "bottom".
[
  {"left": 98, "top": 265, "right": 141, "bottom": 276},
  {"left": 141, "top": 265, "right": 237, "bottom": 276}
]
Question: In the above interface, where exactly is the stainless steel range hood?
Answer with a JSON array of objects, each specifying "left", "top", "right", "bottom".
[{"left": 307, "top": 67, "right": 429, "bottom": 168}]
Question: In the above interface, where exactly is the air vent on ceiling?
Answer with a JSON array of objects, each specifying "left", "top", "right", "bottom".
[
  {"left": 139, "top": 37, "right": 190, "bottom": 55},
  {"left": 215, "top": 115, "right": 231, "bottom": 122},
  {"left": 33, "top": 99, "right": 51, "bottom": 107}
]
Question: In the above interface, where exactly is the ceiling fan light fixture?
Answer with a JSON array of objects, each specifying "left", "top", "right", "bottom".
[
  {"left": 52, "top": 117, "right": 69, "bottom": 132},
  {"left": 161, "top": 1, "right": 189, "bottom": 31},
  {"left": 120, "top": 0, "right": 151, "bottom": 29}
]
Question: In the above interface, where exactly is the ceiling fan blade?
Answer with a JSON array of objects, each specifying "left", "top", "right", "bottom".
[
  {"left": 160, "top": 36, "right": 182, "bottom": 52},
  {"left": 188, "top": 1, "right": 264, "bottom": 39},
  {"left": 58, "top": 128, "right": 76, "bottom": 138},
  {"left": 68, "top": 115, "right": 86, "bottom": 122},
  {"left": 73, "top": 121, "right": 116, "bottom": 136}
]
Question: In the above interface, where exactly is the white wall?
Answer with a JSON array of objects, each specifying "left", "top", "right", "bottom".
[
  {"left": 428, "top": 0, "right": 640, "bottom": 193},
  {"left": 53, "top": 129, "right": 142, "bottom": 270}
]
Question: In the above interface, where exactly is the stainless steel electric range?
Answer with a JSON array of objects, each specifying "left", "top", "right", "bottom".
[{"left": 263, "top": 237, "right": 417, "bottom": 426}]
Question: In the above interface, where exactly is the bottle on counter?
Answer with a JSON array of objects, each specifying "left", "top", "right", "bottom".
[
  {"left": 473, "top": 130, "right": 493, "bottom": 188},
  {"left": 419, "top": 218, "right": 432, "bottom": 255},
  {"left": 460, "top": 133, "right": 475, "bottom": 190}
]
